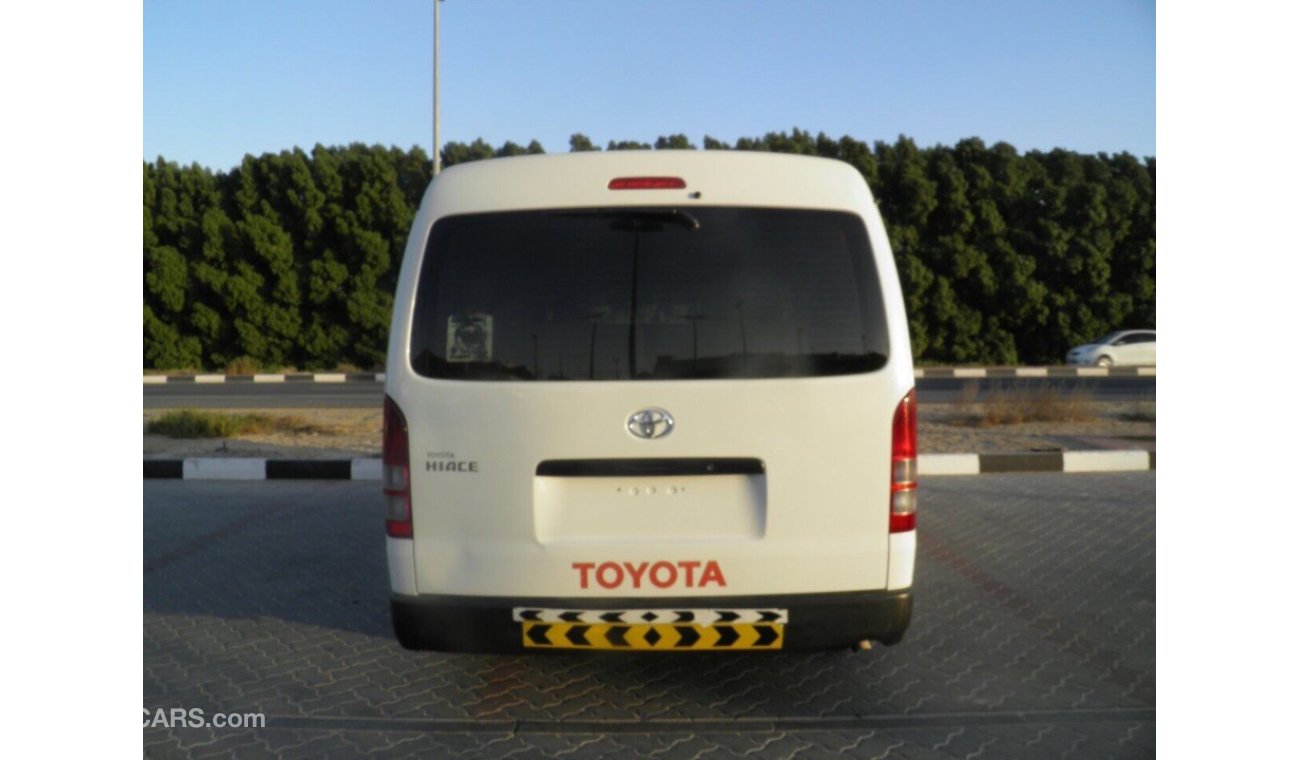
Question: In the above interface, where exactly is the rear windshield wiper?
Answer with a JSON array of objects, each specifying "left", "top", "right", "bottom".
[{"left": 551, "top": 208, "right": 701, "bottom": 232}]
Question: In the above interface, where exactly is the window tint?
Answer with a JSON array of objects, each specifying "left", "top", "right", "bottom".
[{"left": 409, "top": 208, "right": 889, "bottom": 381}]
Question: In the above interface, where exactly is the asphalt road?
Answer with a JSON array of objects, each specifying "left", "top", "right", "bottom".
[
  {"left": 144, "top": 472, "right": 1156, "bottom": 758},
  {"left": 143, "top": 376, "right": 1156, "bottom": 409}
]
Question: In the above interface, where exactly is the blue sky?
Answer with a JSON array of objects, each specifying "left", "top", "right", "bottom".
[{"left": 144, "top": 0, "right": 1154, "bottom": 171}]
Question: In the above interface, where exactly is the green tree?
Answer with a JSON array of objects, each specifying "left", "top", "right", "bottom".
[
  {"left": 495, "top": 141, "right": 528, "bottom": 157},
  {"left": 144, "top": 158, "right": 225, "bottom": 368},
  {"left": 568, "top": 133, "right": 598, "bottom": 152},
  {"left": 442, "top": 138, "right": 495, "bottom": 167},
  {"left": 607, "top": 139, "right": 652, "bottom": 150},
  {"left": 874, "top": 136, "right": 939, "bottom": 359},
  {"left": 654, "top": 134, "right": 696, "bottom": 149}
]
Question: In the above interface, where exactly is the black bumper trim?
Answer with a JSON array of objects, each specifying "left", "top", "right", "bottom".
[
  {"left": 390, "top": 590, "right": 912, "bottom": 653},
  {"left": 536, "top": 458, "right": 764, "bottom": 477}
]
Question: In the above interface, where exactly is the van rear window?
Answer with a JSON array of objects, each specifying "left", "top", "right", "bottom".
[{"left": 409, "top": 207, "right": 889, "bottom": 381}]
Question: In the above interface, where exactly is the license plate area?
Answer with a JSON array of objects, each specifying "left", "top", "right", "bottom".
[
  {"left": 533, "top": 475, "right": 767, "bottom": 543},
  {"left": 513, "top": 607, "right": 786, "bottom": 650}
]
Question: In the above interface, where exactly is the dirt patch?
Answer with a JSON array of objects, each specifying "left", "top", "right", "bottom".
[
  {"left": 919, "top": 400, "right": 1156, "bottom": 455},
  {"left": 143, "top": 401, "right": 1154, "bottom": 459},
  {"left": 144, "top": 408, "right": 380, "bottom": 460}
]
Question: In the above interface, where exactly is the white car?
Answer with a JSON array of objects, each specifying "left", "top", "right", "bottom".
[
  {"left": 383, "top": 151, "right": 916, "bottom": 652},
  {"left": 1065, "top": 329, "right": 1156, "bottom": 367}
]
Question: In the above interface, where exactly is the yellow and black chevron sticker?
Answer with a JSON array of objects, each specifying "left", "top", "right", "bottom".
[{"left": 521, "top": 622, "right": 783, "bottom": 650}]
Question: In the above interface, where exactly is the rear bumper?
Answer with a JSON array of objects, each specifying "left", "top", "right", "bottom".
[{"left": 391, "top": 589, "right": 912, "bottom": 653}]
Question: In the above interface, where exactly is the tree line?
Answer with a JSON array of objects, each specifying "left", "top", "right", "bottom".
[{"left": 144, "top": 129, "right": 1154, "bottom": 369}]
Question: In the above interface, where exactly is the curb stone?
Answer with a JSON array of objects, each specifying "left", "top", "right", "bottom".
[
  {"left": 143, "top": 372, "right": 384, "bottom": 384},
  {"left": 142, "top": 367, "right": 1153, "bottom": 383},
  {"left": 145, "top": 459, "right": 380, "bottom": 480},
  {"left": 144, "top": 451, "right": 1155, "bottom": 480},
  {"left": 913, "top": 366, "right": 1154, "bottom": 378},
  {"left": 919, "top": 450, "right": 1155, "bottom": 475}
]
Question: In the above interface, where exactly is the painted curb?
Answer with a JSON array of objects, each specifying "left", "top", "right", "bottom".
[
  {"left": 350, "top": 459, "right": 382, "bottom": 480},
  {"left": 917, "top": 453, "right": 980, "bottom": 476},
  {"left": 182, "top": 458, "right": 267, "bottom": 480},
  {"left": 143, "top": 367, "right": 1152, "bottom": 383},
  {"left": 143, "top": 373, "right": 386, "bottom": 383},
  {"left": 145, "top": 452, "right": 1155, "bottom": 480},
  {"left": 146, "top": 458, "right": 382, "bottom": 480},
  {"left": 1062, "top": 450, "right": 1152, "bottom": 473},
  {"left": 912, "top": 366, "right": 1155, "bottom": 379}
]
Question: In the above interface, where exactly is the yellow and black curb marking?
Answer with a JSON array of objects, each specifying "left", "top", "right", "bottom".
[{"left": 521, "top": 622, "right": 783, "bottom": 650}]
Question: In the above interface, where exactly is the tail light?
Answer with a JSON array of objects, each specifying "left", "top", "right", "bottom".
[
  {"left": 890, "top": 389, "right": 917, "bottom": 533},
  {"left": 383, "top": 395, "right": 412, "bottom": 538}
]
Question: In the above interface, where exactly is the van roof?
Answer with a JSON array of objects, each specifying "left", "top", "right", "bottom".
[{"left": 423, "top": 150, "right": 875, "bottom": 218}]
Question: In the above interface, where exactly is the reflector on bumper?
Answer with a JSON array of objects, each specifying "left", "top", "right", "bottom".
[
  {"left": 513, "top": 607, "right": 787, "bottom": 650},
  {"left": 521, "top": 622, "right": 783, "bottom": 650}
]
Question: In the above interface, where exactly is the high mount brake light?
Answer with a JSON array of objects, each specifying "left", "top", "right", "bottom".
[
  {"left": 383, "top": 395, "right": 412, "bottom": 538},
  {"left": 607, "top": 177, "right": 687, "bottom": 190},
  {"left": 890, "top": 389, "right": 917, "bottom": 533}
]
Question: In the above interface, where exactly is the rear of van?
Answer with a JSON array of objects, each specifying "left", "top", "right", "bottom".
[{"left": 385, "top": 151, "right": 916, "bottom": 652}]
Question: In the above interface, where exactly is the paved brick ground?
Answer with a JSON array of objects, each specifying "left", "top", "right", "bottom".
[{"left": 144, "top": 473, "right": 1155, "bottom": 758}]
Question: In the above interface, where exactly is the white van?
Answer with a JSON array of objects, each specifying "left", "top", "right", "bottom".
[{"left": 384, "top": 151, "right": 916, "bottom": 652}]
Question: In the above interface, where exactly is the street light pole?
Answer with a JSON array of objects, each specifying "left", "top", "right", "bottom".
[{"left": 433, "top": 0, "right": 442, "bottom": 176}]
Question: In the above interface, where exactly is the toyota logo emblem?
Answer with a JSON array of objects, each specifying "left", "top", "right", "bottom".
[{"left": 627, "top": 408, "right": 674, "bottom": 439}]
